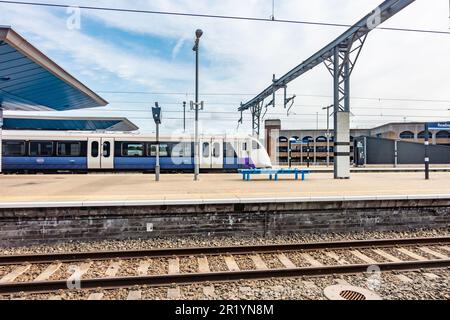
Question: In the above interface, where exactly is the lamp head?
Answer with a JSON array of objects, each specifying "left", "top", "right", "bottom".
[{"left": 195, "top": 29, "right": 203, "bottom": 39}]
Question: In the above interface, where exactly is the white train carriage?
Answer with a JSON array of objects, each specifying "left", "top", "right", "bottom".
[{"left": 0, "top": 130, "right": 272, "bottom": 172}]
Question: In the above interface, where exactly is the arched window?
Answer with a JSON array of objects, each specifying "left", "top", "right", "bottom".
[
  {"left": 399, "top": 131, "right": 415, "bottom": 139},
  {"left": 329, "top": 136, "right": 335, "bottom": 142},
  {"left": 436, "top": 131, "right": 450, "bottom": 139},
  {"left": 316, "top": 136, "right": 327, "bottom": 142},
  {"left": 279, "top": 136, "right": 288, "bottom": 143},
  {"left": 418, "top": 131, "right": 432, "bottom": 139},
  {"left": 291, "top": 136, "right": 300, "bottom": 142},
  {"left": 350, "top": 136, "right": 355, "bottom": 142},
  {"left": 302, "top": 136, "right": 313, "bottom": 143}
]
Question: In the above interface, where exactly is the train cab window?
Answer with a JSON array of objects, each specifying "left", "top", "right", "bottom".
[
  {"left": 103, "top": 142, "right": 111, "bottom": 158},
  {"left": 2, "top": 141, "right": 26, "bottom": 156},
  {"left": 57, "top": 142, "right": 81, "bottom": 157},
  {"left": 149, "top": 144, "right": 170, "bottom": 157},
  {"left": 203, "top": 142, "right": 210, "bottom": 157},
  {"left": 213, "top": 142, "right": 221, "bottom": 158},
  {"left": 242, "top": 142, "right": 248, "bottom": 151},
  {"left": 122, "top": 143, "right": 144, "bottom": 157},
  {"left": 29, "top": 141, "right": 53, "bottom": 157},
  {"left": 252, "top": 141, "right": 261, "bottom": 150},
  {"left": 91, "top": 142, "right": 99, "bottom": 157}
]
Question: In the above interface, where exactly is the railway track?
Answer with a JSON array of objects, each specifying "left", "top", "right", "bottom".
[{"left": 0, "top": 237, "right": 449, "bottom": 296}]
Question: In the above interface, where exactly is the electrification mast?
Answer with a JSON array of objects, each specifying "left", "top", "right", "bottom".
[{"left": 238, "top": 0, "right": 415, "bottom": 179}]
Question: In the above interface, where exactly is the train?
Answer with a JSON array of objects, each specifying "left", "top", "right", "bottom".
[{"left": 0, "top": 130, "right": 272, "bottom": 173}]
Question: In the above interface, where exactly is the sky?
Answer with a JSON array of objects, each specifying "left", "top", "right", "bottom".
[{"left": 1, "top": 0, "right": 450, "bottom": 135}]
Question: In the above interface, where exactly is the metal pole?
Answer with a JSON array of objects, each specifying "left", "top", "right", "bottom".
[
  {"left": 289, "top": 140, "right": 292, "bottom": 168},
  {"left": 272, "top": 74, "right": 276, "bottom": 109},
  {"left": 155, "top": 122, "right": 160, "bottom": 182},
  {"left": 425, "top": 123, "right": 430, "bottom": 180},
  {"left": 300, "top": 141, "right": 303, "bottom": 166},
  {"left": 364, "top": 136, "right": 367, "bottom": 166},
  {"left": 307, "top": 141, "right": 311, "bottom": 168},
  {"left": 394, "top": 140, "right": 398, "bottom": 168},
  {"left": 183, "top": 101, "right": 186, "bottom": 133},
  {"left": 315, "top": 112, "right": 318, "bottom": 165},
  {"left": 326, "top": 107, "right": 330, "bottom": 167},
  {"left": 193, "top": 30, "right": 202, "bottom": 182},
  {"left": 333, "top": 47, "right": 340, "bottom": 178}
]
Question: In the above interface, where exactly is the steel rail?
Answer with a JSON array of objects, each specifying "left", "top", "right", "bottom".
[
  {"left": 0, "top": 259, "right": 448, "bottom": 295},
  {"left": 0, "top": 236, "right": 449, "bottom": 265}
]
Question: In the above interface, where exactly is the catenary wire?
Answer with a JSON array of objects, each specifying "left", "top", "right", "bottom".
[{"left": 0, "top": 0, "right": 449, "bottom": 35}]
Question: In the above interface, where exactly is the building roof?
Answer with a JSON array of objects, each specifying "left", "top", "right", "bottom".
[
  {"left": 2, "top": 114, "right": 138, "bottom": 132},
  {"left": 0, "top": 26, "right": 108, "bottom": 111}
]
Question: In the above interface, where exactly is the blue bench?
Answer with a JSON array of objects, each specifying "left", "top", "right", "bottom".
[{"left": 239, "top": 169, "right": 311, "bottom": 181}]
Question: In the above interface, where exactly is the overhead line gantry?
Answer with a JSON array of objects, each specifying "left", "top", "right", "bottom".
[{"left": 238, "top": 0, "right": 416, "bottom": 179}]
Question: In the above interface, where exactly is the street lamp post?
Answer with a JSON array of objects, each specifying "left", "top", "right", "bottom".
[
  {"left": 152, "top": 103, "right": 162, "bottom": 182},
  {"left": 322, "top": 105, "right": 333, "bottom": 167},
  {"left": 192, "top": 29, "right": 203, "bottom": 182}
]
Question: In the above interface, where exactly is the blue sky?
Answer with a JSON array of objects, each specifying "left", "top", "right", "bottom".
[{"left": 2, "top": 0, "right": 450, "bottom": 134}]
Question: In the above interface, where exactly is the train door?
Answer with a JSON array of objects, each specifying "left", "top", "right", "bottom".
[
  {"left": 88, "top": 138, "right": 114, "bottom": 169},
  {"left": 200, "top": 139, "right": 212, "bottom": 169},
  {"left": 200, "top": 138, "right": 223, "bottom": 169},
  {"left": 211, "top": 139, "right": 223, "bottom": 169},
  {"left": 88, "top": 138, "right": 101, "bottom": 169},
  {"left": 101, "top": 138, "right": 114, "bottom": 169}
]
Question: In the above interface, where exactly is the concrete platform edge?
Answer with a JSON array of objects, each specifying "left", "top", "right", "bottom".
[{"left": 1, "top": 194, "right": 449, "bottom": 209}]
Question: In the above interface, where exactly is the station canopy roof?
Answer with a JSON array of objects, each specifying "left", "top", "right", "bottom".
[
  {"left": 2, "top": 114, "right": 138, "bottom": 132},
  {"left": 0, "top": 26, "right": 108, "bottom": 111}
]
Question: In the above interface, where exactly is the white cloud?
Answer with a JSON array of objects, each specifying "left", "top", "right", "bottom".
[{"left": 171, "top": 37, "right": 186, "bottom": 60}]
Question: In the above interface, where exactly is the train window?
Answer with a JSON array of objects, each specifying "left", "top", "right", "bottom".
[
  {"left": 172, "top": 142, "right": 192, "bottom": 157},
  {"left": 252, "top": 141, "right": 261, "bottom": 150},
  {"left": 224, "top": 143, "right": 237, "bottom": 158},
  {"left": 213, "top": 142, "right": 220, "bottom": 158},
  {"left": 203, "top": 142, "right": 210, "bottom": 158},
  {"left": 242, "top": 142, "right": 248, "bottom": 151},
  {"left": 149, "top": 144, "right": 170, "bottom": 157},
  {"left": 103, "top": 142, "right": 111, "bottom": 158},
  {"left": 2, "top": 141, "right": 26, "bottom": 156},
  {"left": 122, "top": 143, "right": 144, "bottom": 157},
  {"left": 91, "top": 141, "right": 99, "bottom": 157},
  {"left": 29, "top": 141, "right": 53, "bottom": 157},
  {"left": 57, "top": 142, "right": 81, "bottom": 157}
]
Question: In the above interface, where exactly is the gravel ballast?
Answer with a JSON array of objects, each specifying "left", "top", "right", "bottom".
[{"left": 0, "top": 228, "right": 448, "bottom": 300}]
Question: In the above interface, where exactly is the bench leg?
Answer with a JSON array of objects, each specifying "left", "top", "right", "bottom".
[
  {"left": 275, "top": 174, "right": 278, "bottom": 181},
  {"left": 295, "top": 173, "right": 299, "bottom": 180},
  {"left": 269, "top": 174, "right": 273, "bottom": 181},
  {"left": 302, "top": 173, "right": 305, "bottom": 181}
]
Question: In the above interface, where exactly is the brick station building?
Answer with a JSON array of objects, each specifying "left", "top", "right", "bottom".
[{"left": 264, "top": 120, "right": 450, "bottom": 165}]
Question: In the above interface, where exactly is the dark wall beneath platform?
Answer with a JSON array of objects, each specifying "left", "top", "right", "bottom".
[{"left": 0, "top": 199, "right": 449, "bottom": 246}]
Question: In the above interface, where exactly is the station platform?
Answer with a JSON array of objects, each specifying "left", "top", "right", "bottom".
[
  {"left": 0, "top": 172, "right": 449, "bottom": 246},
  {"left": 0, "top": 171, "right": 449, "bottom": 206}
]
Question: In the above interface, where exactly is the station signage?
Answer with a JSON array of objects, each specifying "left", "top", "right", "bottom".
[{"left": 428, "top": 122, "right": 450, "bottom": 130}]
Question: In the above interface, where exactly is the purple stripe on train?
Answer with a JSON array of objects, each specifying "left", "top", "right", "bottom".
[{"left": 243, "top": 157, "right": 256, "bottom": 169}]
